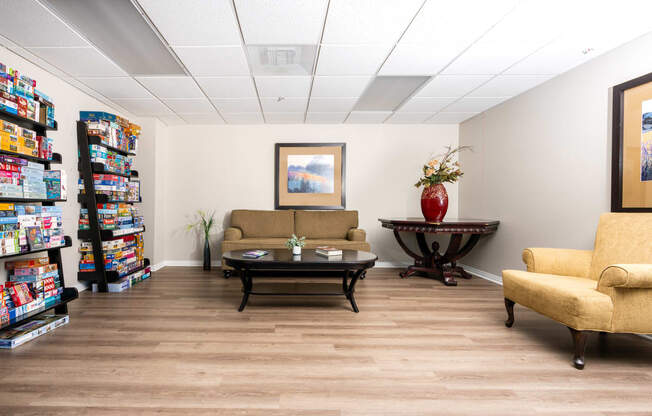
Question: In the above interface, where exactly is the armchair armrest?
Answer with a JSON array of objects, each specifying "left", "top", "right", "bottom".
[
  {"left": 224, "top": 227, "right": 242, "bottom": 241},
  {"left": 598, "top": 264, "right": 652, "bottom": 288},
  {"left": 522, "top": 248, "right": 593, "bottom": 277},
  {"left": 347, "top": 228, "right": 366, "bottom": 241}
]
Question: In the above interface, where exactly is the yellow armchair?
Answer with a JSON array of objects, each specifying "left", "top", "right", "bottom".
[{"left": 502, "top": 213, "right": 652, "bottom": 369}]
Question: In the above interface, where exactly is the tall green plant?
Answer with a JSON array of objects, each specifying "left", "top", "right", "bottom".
[{"left": 186, "top": 210, "right": 216, "bottom": 243}]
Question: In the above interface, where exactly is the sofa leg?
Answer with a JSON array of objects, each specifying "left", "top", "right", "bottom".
[
  {"left": 223, "top": 270, "right": 232, "bottom": 279},
  {"left": 568, "top": 327, "right": 589, "bottom": 370},
  {"left": 504, "top": 298, "right": 515, "bottom": 327}
]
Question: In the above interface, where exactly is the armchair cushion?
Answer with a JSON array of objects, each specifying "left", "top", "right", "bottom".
[
  {"left": 522, "top": 248, "right": 592, "bottom": 278},
  {"left": 502, "top": 269, "right": 613, "bottom": 331},
  {"left": 224, "top": 227, "right": 242, "bottom": 241},
  {"left": 347, "top": 228, "right": 366, "bottom": 242},
  {"left": 598, "top": 264, "right": 652, "bottom": 289}
]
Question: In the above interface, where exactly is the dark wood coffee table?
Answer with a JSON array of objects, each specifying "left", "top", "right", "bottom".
[{"left": 222, "top": 249, "right": 377, "bottom": 312}]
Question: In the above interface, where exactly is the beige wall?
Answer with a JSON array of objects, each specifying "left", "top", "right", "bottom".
[
  {"left": 160, "top": 124, "right": 459, "bottom": 265},
  {"left": 458, "top": 32, "right": 652, "bottom": 278},
  {"left": 0, "top": 45, "right": 159, "bottom": 289}
]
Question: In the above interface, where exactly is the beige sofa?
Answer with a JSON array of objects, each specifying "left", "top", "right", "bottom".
[{"left": 221, "top": 209, "right": 371, "bottom": 277}]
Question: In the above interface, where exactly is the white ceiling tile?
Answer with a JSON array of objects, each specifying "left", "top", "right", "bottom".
[
  {"left": 306, "top": 112, "right": 348, "bottom": 123},
  {"left": 157, "top": 114, "right": 187, "bottom": 126},
  {"left": 443, "top": 0, "right": 571, "bottom": 75},
  {"left": 222, "top": 112, "right": 264, "bottom": 124},
  {"left": 135, "top": 76, "right": 204, "bottom": 99},
  {"left": 308, "top": 97, "right": 357, "bottom": 112},
  {"left": 397, "top": 97, "right": 457, "bottom": 113},
  {"left": 173, "top": 46, "right": 249, "bottom": 76},
  {"left": 380, "top": 1, "right": 519, "bottom": 75},
  {"left": 317, "top": 45, "right": 390, "bottom": 75},
  {"left": 426, "top": 112, "right": 479, "bottom": 124},
  {"left": 468, "top": 75, "right": 552, "bottom": 97},
  {"left": 234, "top": 0, "right": 328, "bottom": 44},
  {"left": 210, "top": 98, "right": 261, "bottom": 113},
  {"left": 416, "top": 75, "right": 492, "bottom": 97},
  {"left": 0, "top": 0, "right": 88, "bottom": 47},
  {"left": 345, "top": 111, "right": 392, "bottom": 123},
  {"left": 180, "top": 113, "right": 225, "bottom": 124},
  {"left": 444, "top": 97, "right": 510, "bottom": 113},
  {"left": 264, "top": 113, "right": 305, "bottom": 124},
  {"left": 400, "top": 0, "right": 518, "bottom": 45},
  {"left": 254, "top": 76, "right": 312, "bottom": 97},
  {"left": 196, "top": 77, "right": 257, "bottom": 98},
  {"left": 323, "top": 0, "right": 423, "bottom": 44},
  {"left": 311, "top": 76, "right": 372, "bottom": 97},
  {"left": 163, "top": 98, "right": 214, "bottom": 114},
  {"left": 113, "top": 98, "right": 173, "bottom": 116},
  {"left": 77, "top": 77, "right": 152, "bottom": 99},
  {"left": 386, "top": 113, "right": 432, "bottom": 123},
  {"left": 260, "top": 97, "right": 308, "bottom": 112},
  {"left": 379, "top": 43, "right": 461, "bottom": 76},
  {"left": 138, "top": 0, "right": 241, "bottom": 46},
  {"left": 27, "top": 47, "right": 126, "bottom": 76}
]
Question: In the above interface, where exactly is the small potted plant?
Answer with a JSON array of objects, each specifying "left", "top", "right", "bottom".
[
  {"left": 415, "top": 145, "right": 471, "bottom": 222},
  {"left": 186, "top": 210, "right": 217, "bottom": 271},
  {"left": 286, "top": 234, "right": 306, "bottom": 255}
]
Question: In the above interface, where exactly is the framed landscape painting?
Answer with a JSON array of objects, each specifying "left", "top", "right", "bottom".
[
  {"left": 275, "top": 143, "right": 346, "bottom": 210},
  {"left": 612, "top": 72, "right": 652, "bottom": 212}
]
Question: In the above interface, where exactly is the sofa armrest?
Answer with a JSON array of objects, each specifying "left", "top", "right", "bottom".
[
  {"left": 224, "top": 227, "right": 242, "bottom": 241},
  {"left": 347, "top": 228, "right": 366, "bottom": 241},
  {"left": 522, "top": 248, "right": 593, "bottom": 277},
  {"left": 598, "top": 264, "right": 652, "bottom": 288}
]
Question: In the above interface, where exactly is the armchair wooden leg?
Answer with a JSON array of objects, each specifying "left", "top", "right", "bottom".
[
  {"left": 504, "top": 298, "right": 515, "bottom": 327},
  {"left": 568, "top": 327, "right": 589, "bottom": 370}
]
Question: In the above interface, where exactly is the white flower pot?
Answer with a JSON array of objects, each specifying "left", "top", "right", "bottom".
[{"left": 292, "top": 246, "right": 302, "bottom": 255}]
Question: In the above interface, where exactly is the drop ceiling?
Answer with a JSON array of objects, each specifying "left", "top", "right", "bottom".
[{"left": 0, "top": 0, "right": 651, "bottom": 125}]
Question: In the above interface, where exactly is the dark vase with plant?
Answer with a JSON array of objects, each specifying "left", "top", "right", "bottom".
[
  {"left": 187, "top": 210, "right": 216, "bottom": 271},
  {"left": 415, "top": 145, "right": 471, "bottom": 222}
]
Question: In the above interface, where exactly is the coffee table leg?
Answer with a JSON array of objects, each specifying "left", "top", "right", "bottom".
[
  {"left": 238, "top": 269, "right": 251, "bottom": 312},
  {"left": 342, "top": 270, "right": 349, "bottom": 293},
  {"left": 346, "top": 269, "right": 364, "bottom": 313}
]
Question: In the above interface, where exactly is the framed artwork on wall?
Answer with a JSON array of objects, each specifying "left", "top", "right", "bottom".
[
  {"left": 275, "top": 143, "right": 346, "bottom": 210},
  {"left": 611, "top": 72, "right": 652, "bottom": 212}
]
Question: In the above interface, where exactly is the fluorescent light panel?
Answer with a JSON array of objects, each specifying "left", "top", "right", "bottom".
[
  {"left": 354, "top": 76, "right": 430, "bottom": 111},
  {"left": 42, "top": 0, "right": 185, "bottom": 75}
]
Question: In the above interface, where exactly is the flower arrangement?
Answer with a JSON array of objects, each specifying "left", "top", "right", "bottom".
[
  {"left": 285, "top": 234, "right": 306, "bottom": 249},
  {"left": 186, "top": 210, "right": 216, "bottom": 242},
  {"left": 186, "top": 210, "right": 217, "bottom": 271},
  {"left": 414, "top": 145, "right": 472, "bottom": 188}
]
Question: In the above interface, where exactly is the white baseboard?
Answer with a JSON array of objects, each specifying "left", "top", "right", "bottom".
[
  {"left": 458, "top": 264, "right": 503, "bottom": 285},
  {"left": 150, "top": 262, "right": 167, "bottom": 272}
]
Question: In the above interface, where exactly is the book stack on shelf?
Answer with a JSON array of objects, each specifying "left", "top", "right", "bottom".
[
  {"left": 0, "top": 62, "right": 56, "bottom": 128},
  {"left": 77, "top": 111, "right": 150, "bottom": 293},
  {"left": 0, "top": 62, "right": 74, "bottom": 348}
]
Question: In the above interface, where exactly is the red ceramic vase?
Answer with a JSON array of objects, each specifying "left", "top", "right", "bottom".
[{"left": 421, "top": 184, "right": 448, "bottom": 222}]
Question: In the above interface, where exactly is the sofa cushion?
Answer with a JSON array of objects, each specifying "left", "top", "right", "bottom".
[
  {"left": 230, "top": 210, "right": 294, "bottom": 238},
  {"left": 503, "top": 269, "right": 613, "bottom": 331},
  {"left": 295, "top": 210, "right": 358, "bottom": 239},
  {"left": 222, "top": 238, "right": 370, "bottom": 251},
  {"left": 589, "top": 213, "right": 652, "bottom": 281}
]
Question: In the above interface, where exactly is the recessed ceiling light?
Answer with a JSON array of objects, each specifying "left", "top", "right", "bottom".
[
  {"left": 41, "top": 0, "right": 185, "bottom": 75},
  {"left": 354, "top": 76, "right": 430, "bottom": 111}
]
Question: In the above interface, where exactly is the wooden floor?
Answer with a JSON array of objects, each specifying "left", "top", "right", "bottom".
[{"left": 1, "top": 267, "right": 652, "bottom": 415}]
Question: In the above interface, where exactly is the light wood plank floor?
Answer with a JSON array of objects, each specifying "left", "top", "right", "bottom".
[{"left": 1, "top": 267, "right": 652, "bottom": 415}]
